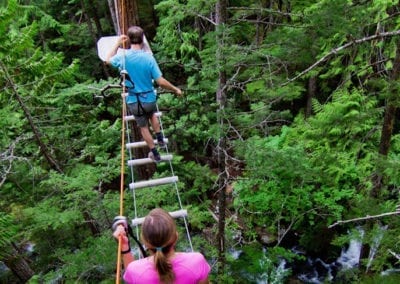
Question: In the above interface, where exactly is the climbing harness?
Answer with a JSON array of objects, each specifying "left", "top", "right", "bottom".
[{"left": 120, "top": 70, "right": 155, "bottom": 117}]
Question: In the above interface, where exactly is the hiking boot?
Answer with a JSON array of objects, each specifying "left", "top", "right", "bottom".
[{"left": 148, "top": 151, "right": 161, "bottom": 163}]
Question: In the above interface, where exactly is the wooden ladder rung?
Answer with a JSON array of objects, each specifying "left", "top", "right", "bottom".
[
  {"left": 126, "top": 138, "right": 168, "bottom": 149},
  {"left": 129, "top": 176, "right": 178, "bottom": 190},
  {"left": 127, "top": 154, "right": 173, "bottom": 166},
  {"left": 131, "top": 209, "right": 188, "bottom": 226},
  {"left": 124, "top": 111, "right": 162, "bottom": 122}
]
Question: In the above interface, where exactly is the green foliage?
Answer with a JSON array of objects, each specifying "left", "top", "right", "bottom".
[
  {"left": 186, "top": 205, "right": 213, "bottom": 231},
  {"left": 155, "top": 0, "right": 214, "bottom": 63},
  {"left": 29, "top": 234, "right": 116, "bottom": 283},
  {"left": 2, "top": 0, "right": 400, "bottom": 282},
  {"left": 234, "top": 132, "right": 355, "bottom": 244},
  {"left": 52, "top": 235, "right": 116, "bottom": 283},
  {"left": 0, "top": 213, "right": 19, "bottom": 259},
  {"left": 157, "top": 91, "right": 216, "bottom": 153},
  {"left": 0, "top": 3, "right": 123, "bottom": 280},
  {"left": 173, "top": 158, "right": 216, "bottom": 204},
  {"left": 287, "top": 89, "right": 381, "bottom": 186},
  {"left": 232, "top": 86, "right": 392, "bottom": 268}
]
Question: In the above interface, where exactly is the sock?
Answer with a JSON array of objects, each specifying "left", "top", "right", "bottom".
[{"left": 156, "top": 132, "right": 164, "bottom": 142}]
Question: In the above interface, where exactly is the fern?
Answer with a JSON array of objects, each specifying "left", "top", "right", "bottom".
[{"left": 0, "top": 213, "right": 19, "bottom": 258}]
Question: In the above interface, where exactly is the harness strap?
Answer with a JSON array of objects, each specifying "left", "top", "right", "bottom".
[
  {"left": 127, "top": 223, "right": 148, "bottom": 257},
  {"left": 120, "top": 70, "right": 154, "bottom": 117},
  {"left": 132, "top": 92, "right": 154, "bottom": 117}
]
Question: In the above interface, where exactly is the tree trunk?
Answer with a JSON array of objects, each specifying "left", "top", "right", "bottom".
[
  {"left": 216, "top": 0, "right": 228, "bottom": 276},
  {"left": 371, "top": 39, "right": 400, "bottom": 196},
  {"left": 255, "top": 1, "right": 266, "bottom": 46},
  {"left": 267, "top": 0, "right": 274, "bottom": 32},
  {"left": 114, "top": 0, "right": 140, "bottom": 35},
  {"left": 305, "top": 76, "right": 316, "bottom": 118},
  {"left": 112, "top": 0, "right": 154, "bottom": 180},
  {"left": 107, "top": 0, "right": 119, "bottom": 34},
  {"left": 81, "top": 0, "right": 110, "bottom": 77},
  {"left": 3, "top": 243, "right": 34, "bottom": 283},
  {"left": 81, "top": 0, "right": 97, "bottom": 46},
  {"left": 147, "top": 0, "right": 159, "bottom": 38},
  {"left": 129, "top": 121, "right": 155, "bottom": 180},
  {"left": 85, "top": 0, "right": 103, "bottom": 37}
]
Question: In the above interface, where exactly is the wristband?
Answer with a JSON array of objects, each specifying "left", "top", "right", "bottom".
[{"left": 121, "top": 247, "right": 131, "bottom": 254}]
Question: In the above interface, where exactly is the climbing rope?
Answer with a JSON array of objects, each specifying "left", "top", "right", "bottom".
[{"left": 115, "top": 0, "right": 127, "bottom": 282}]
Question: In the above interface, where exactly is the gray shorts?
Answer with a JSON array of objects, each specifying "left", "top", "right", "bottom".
[{"left": 127, "top": 102, "right": 157, "bottom": 127}]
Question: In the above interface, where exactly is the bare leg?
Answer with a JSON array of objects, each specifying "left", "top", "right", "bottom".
[
  {"left": 140, "top": 126, "right": 155, "bottom": 149},
  {"left": 150, "top": 113, "right": 160, "bottom": 133}
]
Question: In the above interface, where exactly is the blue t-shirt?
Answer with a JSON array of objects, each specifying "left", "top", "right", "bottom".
[{"left": 110, "top": 49, "right": 162, "bottom": 104}]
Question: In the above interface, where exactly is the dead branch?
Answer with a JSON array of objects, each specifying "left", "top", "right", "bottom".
[
  {"left": 208, "top": 208, "right": 219, "bottom": 222},
  {"left": 228, "top": 6, "right": 302, "bottom": 18},
  {"left": 283, "top": 29, "right": 400, "bottom": 86},
  {"left": 0, "top": 139, "right": 17, "bottom": 187},
  {"left": 388, "top": 249, "right": 400, "bottom": 261},
  {"left": 328, "top": 209, "right": 400, "bottom": 229}
]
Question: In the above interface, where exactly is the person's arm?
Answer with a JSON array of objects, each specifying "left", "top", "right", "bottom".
[
  {"left": 113, "top": 225, "right": 135, "bottom": 267},
  {"left": 105, "top": 35, "right": 129, "bottom": 65},
  {"left": 155, "top": 77, "right": 182, "bottom": 96},
  {"left": 196, "top": 253, "right": 211, "bottom": 284}
]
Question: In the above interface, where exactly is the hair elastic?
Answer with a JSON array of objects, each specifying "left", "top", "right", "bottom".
[{"left": 155, "top": 247, "right": 163, "bottom": 252}]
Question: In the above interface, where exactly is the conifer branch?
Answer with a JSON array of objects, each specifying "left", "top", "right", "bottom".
[{"left": 196, "top": 13, "right": 216, "bottom": 25}]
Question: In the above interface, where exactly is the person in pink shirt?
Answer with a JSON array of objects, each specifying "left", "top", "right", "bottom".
[{"left": 113, "top": 208, "right": 211, "bottom": 283}]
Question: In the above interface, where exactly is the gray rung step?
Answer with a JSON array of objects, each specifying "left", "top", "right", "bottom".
[
  {"left": 126, "top": 138, "right": 168, "bottom": 149},
  {"left": 124, "top": 112, "right": 162, "bottom": 122},
  {"left": 128, "top": 154, "right": 173, "bottom": 166},
  {"left": 129, "top": 176, "right": 178, "bottom": 190},
  {"left": 131, "top": 209, "right": 188, "bottom": 226}
]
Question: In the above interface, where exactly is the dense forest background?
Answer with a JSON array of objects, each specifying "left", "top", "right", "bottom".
[{"left": 1, "top": 0, "right": 400, "bottom": 283}]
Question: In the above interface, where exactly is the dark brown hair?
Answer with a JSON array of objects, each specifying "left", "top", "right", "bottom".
[
  {"left": 127, "top": 26, "right": 144, "bottom": 44},
  {"left": 141, "top": 208, "right": 177, "bottom": 283}
]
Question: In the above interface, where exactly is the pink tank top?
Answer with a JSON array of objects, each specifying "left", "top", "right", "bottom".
[{"left": 123, "top": 252, "right": 210, "bottom": 284}]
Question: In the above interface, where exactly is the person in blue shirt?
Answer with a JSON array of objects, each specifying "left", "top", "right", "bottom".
[{"left": 106, "top": 26, "right": 182, "bottom": 162}]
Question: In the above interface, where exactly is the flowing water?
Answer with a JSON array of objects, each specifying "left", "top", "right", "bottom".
[
  {"left": 296, "top": 237, "right": 363, "bottom": 283},
  {"left": 227, "top": 226, "right": 375, "bottom": 283}
]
